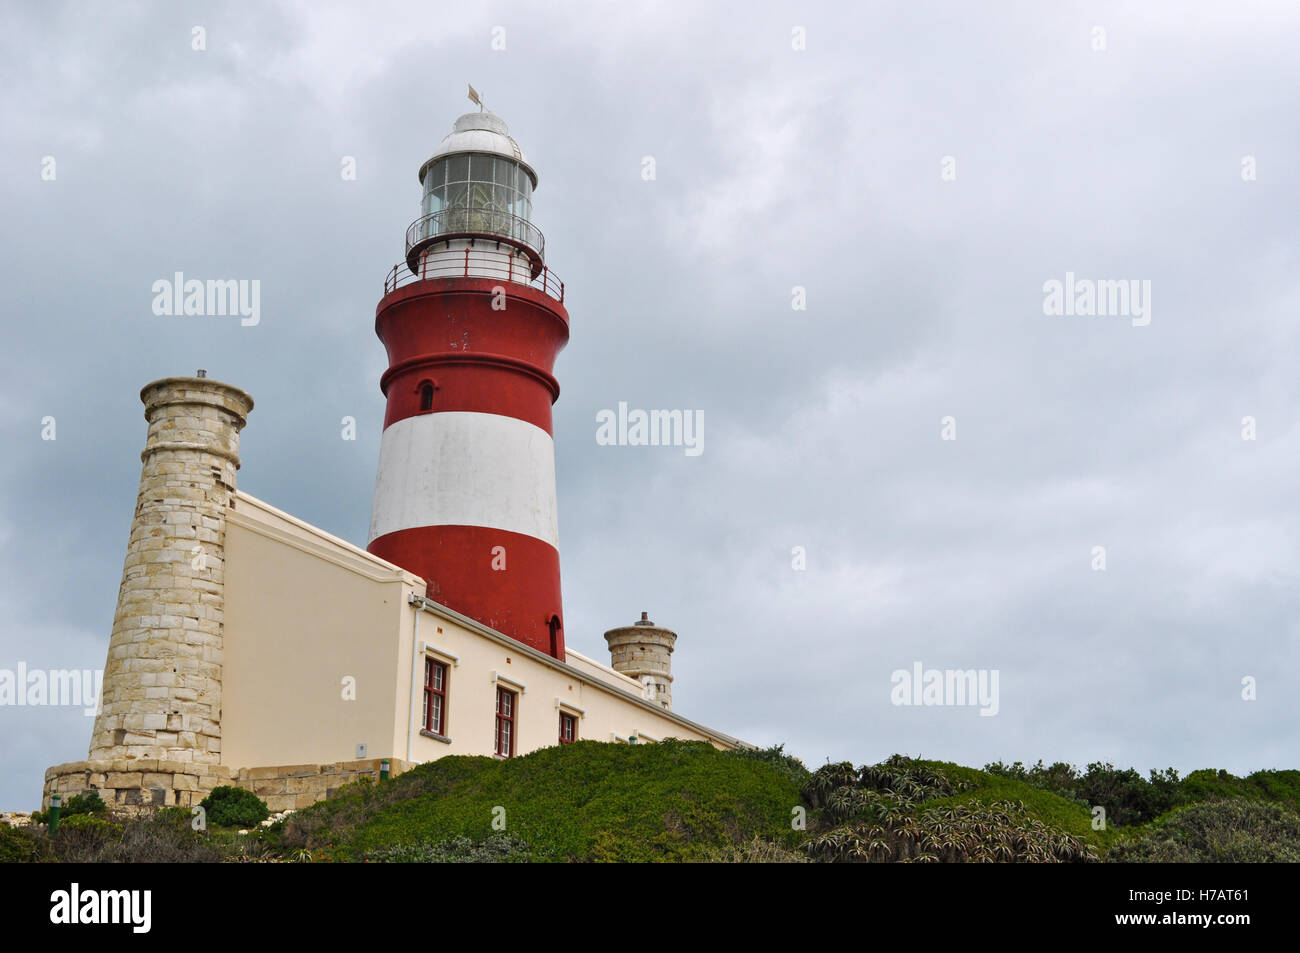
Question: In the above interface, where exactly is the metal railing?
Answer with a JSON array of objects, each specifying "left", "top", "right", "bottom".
[
  {"left": 384, "top": 247, "right": 565, "bottom": 303},
  {"left": 405, "top": 207, "right": 545, "bottom": 262}
]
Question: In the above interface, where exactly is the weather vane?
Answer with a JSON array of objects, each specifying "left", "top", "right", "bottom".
[{"left": 467, "top": 83, "right": 485, "bottom": 112}]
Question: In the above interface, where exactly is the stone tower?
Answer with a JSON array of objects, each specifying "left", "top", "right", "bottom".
[
  {"left": 57, "top": 373, "right": 252, "bottom": 805},
  {"left": 604, "top": 612, "right": 677, "bottom": 711}
]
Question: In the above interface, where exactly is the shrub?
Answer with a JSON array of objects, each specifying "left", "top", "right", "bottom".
[
  {"left": 801, "top": 756, "right": 1094, "bottom": 863},
  {"left": 1180, "top": 769, "right": 1300, "bottom": 814},
  {"left": 983, "top": 760, "right": 1181, "bottom": 826},
  {"left": 31, "top": 790, "right": 109, "bottom": 827},
  {"left": 803, "top": 798, "right": 1096, "bottom": 863},
  {"left": 726, "top": 744, "right": 810, "bottom": 787},
  {"left": 51, "top": 814, "right": 121, "bottom": 859},
  {"left": 1108, "top": 798, "right": 1300, "bottom": 863},
  {"left": 63, "top": 791, "right": 108, "bottom": 818},
  {"left": 0, "top": 823, "right": 48, "bottom": 863},
  {"left": 53, "top": 810, "right": 224, "bottom": 863},
  {"left": 700, "top": 835, "right": 809, "bottom": 863},
  {"left": 366, "top": 833, "right": 539, "bottom": 863},
  {"left": 199, "top": 786, "right": 269, "bottom": 828}
]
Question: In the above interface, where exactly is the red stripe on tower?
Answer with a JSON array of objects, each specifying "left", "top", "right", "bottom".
[{"left": 367, "top": 108, "right": 569, "bottom": 659}]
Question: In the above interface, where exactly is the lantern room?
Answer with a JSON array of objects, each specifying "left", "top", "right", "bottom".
[{"left": 405, "top": 111, "right": 545, "bottom": 280}]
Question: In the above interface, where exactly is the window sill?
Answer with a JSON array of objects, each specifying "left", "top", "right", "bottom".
[{"left": 419, "top": 730, "right": 452, "bottom": 744}]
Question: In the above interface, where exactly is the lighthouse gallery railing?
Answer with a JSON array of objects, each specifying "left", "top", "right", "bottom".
[{"left": 383, "top": 249, "right": 565, "bottom": 304}]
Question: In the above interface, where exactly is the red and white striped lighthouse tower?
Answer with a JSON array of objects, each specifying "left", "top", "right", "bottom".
[{"left": 367, "top": 105, "right": 569, "bottom": 659}]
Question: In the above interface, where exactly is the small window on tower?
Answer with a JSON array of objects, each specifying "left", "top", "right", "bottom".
[
  {"left": 419, "top": 383, "right": 434, "bottom": 412},
  {"left": 547, "top": 614, "right": 562, "bottom": 656}
]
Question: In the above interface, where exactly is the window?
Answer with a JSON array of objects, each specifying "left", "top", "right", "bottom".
[
  {"left": 547, "top": 614, "right": 562, "bottom": 657},
  {"left": 423, "top": 659, "right": 448, "bottom": 736},
  {"left": 419, "top": 382, "right": 434, "bottom": 412},
  {"left": 558, "top": 711, "right": 577, "bottom": 744},
  {"left": 419, "top": 153, "right": 533, "bottom": 245},
  {"left": 495, "top": 687, "right": 516, "bottom": 757}
]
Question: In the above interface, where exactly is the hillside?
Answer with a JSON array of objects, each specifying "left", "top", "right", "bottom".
[
  {"left": 275, "top": 739, "right": 805, "bottom": 862},
  {"left": 4, "top": 742, "right": 1298, "bottom": 862}
]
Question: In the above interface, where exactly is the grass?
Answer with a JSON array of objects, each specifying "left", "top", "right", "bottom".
[
  {"left": 277, "top": 739, "right": 805, "bottom": 862},
  {"left": 7, "top": 744, "right": 1296, "bottom": 862}
]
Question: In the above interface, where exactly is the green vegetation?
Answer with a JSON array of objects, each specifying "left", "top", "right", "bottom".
[
  {"left": 1108, "top": 798, "right": 1300, "bottom": 862},
  {"left": 801, "top": 755, "right": 1096, "bottom": 862},
  {"left": 982, "top": 760, "right": 1300, "bottom": 831},
  {"left": 30, "top": 789, "right": 108, "bottom": 826},
  {"left": 278, "top": 739, "right": 803, "bottom": 862},
  {"left": 3, "top": 743, "right": 1296, "bottom": 862},
  {"left": 0, "top": 822, "right": 47, "bottom": 863},
  {"left": 199, "top": 786, "right": 270, "bottom": 829},
  {"left": 365, "top": 833, "right": 542, "bottom": 863}
]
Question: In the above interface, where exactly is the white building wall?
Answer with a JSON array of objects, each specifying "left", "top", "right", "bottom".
[{"left": 223, "top": 492, "right": 742, "bottom": 775}]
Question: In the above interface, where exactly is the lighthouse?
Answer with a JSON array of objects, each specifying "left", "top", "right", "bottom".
[{"left": 367, "top": 106, "right": 570, "bottom": 660}]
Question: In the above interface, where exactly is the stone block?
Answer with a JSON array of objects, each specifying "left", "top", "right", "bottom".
[{"left": 252, "top": 778, "right": 287, "bottom": 796}]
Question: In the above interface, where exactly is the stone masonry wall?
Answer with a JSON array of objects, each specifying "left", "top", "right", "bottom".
[
  {"left": 86, "top": 377, "right": 253, "bottom": 767},
  {"left": 42, "top": 758, "right": 411, "bottom": 814},
  {"left": 234, "top": 758, "right": 412, "bottom": 813},
  {"left": 43, "top": 758, "right": 235, "bottom": 809}
]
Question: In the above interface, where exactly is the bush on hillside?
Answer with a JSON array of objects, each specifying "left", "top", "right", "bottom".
[
  {"left": 199, "top": 786, "right": 269, "bottom": 828},
  {"left": 1108, "top": 798, "right": 1300, "bottom": 863},
  {"left": 0, "top": 823, "right": 48, "bottom": 863},
  {"left": 984, "top": 760, "right": 1181, "bottom": 826},
  {"left": 366, "top": 833, "right": 540, "bottom": 863},
  {"left": 700, "top": 835, "right": 809, "bottom": 863},
  {"left": 1180, "top": 768, "right": 1300, "bottom": 814},
  {"left": 726, "top": 744, "right": 810, "bottom": 787},
  {"left": 802, "top": 755, "right": 1094, "bottom": 863},
  {"left": 30, "top": 789, "right": 109, "bottom": 826},
  {"left": 49, "top": 809, "right": 225, "bottom": 863}
]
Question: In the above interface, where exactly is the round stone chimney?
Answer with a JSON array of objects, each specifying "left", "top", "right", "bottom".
[{"left": 603, "top": 611, "right": 677, "bottom": 711}]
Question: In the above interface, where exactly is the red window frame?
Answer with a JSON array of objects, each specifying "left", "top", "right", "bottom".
[
  {"left": 558, "top": 711, "right": 577, "bottom": 744},
  {"left": 495, "top": 687, "right": 516, "bottom": 757},
  {"left": 423, "top": 658, "right": 448, "bottom": 736}
]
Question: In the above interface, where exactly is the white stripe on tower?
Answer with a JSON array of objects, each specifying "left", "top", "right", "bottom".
[{"left": 368, "top": 411, "right": 559, "bottom": 548}]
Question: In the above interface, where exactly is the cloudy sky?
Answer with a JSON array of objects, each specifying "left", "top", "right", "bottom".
[{"left": 2, "top": 1, "right": 1297, "bottom": 810}]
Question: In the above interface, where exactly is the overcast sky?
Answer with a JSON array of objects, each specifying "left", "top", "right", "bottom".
[{"left": 2, "top": 1, "right": 1298, "bottom": 810}]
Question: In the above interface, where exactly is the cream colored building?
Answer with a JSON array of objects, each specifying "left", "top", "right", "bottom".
[{"left": 43, "top": 375, "right": 743, "bottom": 813}]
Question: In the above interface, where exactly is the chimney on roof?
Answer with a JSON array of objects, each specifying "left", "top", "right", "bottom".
[{"left": 603, "top": 612, "right": 677, "bottom": 711}]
